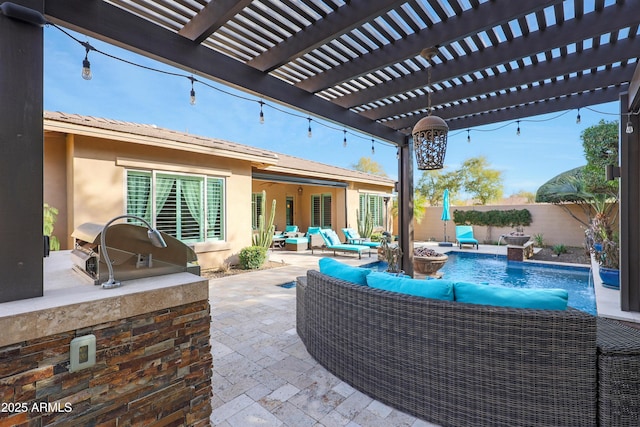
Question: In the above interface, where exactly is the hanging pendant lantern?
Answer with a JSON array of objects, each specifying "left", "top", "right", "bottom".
[{"left": 412, "top": 47, "right": 448, "bottom": 170}]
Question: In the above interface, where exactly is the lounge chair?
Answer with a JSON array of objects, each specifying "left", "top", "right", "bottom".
[
  {"left": 341, "top": 228, "right": 381, "bottom": 248},
  {"left": 455, "top": 225, "right": 479, "bottom": 249},
  {"left": 317, "top": 229, "right": 371, "bottom": 259}
]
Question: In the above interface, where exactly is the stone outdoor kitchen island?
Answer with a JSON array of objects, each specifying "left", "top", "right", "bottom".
[{"left": 0, "top": 251, "right": 212, "bottom": 426}]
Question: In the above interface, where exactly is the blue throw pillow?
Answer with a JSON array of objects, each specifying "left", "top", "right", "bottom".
[
  {"left": 307, "top": 227, "right": 321, "bottom": 235},
  {"left": 319, "top": 258, "right": 371, "bottom": 286},
  {"left": 325, "top": 230, "right": 342, "bottom": 246},
  {"left": 366, "top": 272, "right": 454, "bottom": 301},
  {"left": 453, "top": 282, "right": 568, "bottom": 310}
]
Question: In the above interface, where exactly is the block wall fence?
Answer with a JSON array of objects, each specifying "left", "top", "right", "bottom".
[
  {"left": 409, "top": 203, "right": 616, "bottom": 248},
  {"left": 0, "top": 300, "right": 212, "bottom": 426}
]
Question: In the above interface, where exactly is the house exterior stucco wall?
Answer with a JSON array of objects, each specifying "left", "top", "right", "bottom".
[{"left": 44, "top": 132, "right": 254, "bottom": 269}]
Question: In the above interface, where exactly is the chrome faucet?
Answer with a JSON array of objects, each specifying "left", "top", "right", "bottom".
[{"left": 100, "top": 214, "right": 167, "bottom": 289}]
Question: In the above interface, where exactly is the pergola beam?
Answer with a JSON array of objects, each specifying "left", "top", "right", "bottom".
[
  {"left": 387, "top": 87, "right": 624, "bottom": 133},
  {"left": 358, "top": 38, "right": 640, "bottom": 120},
  {"left": 295, "top": 0, "right": 564, "bottom": 93},
  {"left": 178, "top": 0, "right": 252, "bottom": 44},
  {"left": 331, "top": 1, "right": 638, "bottom": 108},
  {"left": 247, "top": 0, "right": 400, "bottom": 73}
]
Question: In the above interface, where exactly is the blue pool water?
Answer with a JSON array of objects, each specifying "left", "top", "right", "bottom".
[{"left": 366, "top": 252, "right": 596, "bottom": 314}]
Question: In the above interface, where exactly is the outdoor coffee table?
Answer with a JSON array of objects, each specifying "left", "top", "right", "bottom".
[{"left": 272, "top": 237, "right": 285, "bottom": 249}]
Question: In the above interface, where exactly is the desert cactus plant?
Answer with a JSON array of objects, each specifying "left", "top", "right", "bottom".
[
  {"left": 252, "top": 191, "right": 276, "bottom": 248},
  {"left": 356, "top": 209, "right": 374, "bottom": 239}
]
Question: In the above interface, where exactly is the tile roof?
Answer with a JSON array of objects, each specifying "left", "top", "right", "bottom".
[{"left": 44, "top": 111, "right": 394, "bottom": 187}]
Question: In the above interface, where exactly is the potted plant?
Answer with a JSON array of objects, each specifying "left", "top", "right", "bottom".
[
  {"left": 413, "top": 246, "right": 448, "bottom": 277},
  {"left": 378, "top": 232, "right": 403, "bottom": 274},
  {"left": 588, "top": 215, "right": 619, "bottom": 289}
]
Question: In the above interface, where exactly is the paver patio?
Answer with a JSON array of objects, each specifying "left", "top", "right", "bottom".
[{"left": 208, "top": 251, "right": 440, "bottom": 426}]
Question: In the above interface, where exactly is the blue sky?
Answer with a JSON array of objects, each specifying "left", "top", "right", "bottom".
[{"left": 44, "top": 26, "right": 622, "bottom": 197}]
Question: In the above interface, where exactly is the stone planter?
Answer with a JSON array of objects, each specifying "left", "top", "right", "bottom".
[
  {"left": 503, "top": 235, "right": 531, "bottom": 246},
  {"left": 413, "top": 254, "right": 449, "bottom": 275}
]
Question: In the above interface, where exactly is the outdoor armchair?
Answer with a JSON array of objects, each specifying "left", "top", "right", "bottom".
[
  {"left": 341, "top": 228, "right": 380, "bottom": 248},
  {"left": 455, "top": 225, "right": 479, "bottom": 249},
  {"left": 318, "top": 229, "right": 371, "bottom": 259}
]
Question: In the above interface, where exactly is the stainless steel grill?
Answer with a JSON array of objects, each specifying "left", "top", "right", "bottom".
[{"left": 71, "top": 222, "right": 200, "bottom": 285}]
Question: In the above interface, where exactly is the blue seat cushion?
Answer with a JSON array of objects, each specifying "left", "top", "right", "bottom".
[
  {"left": 285, "top": 225, "right": 299, "bottom": 233},
  {"left": 319, "top": 258, "right": 371, "bottom": 286},
  {"left": 453, "top": 281, "right": 568, "bottom": 310},
  {"left": 366, "top": 272, "right": 454, "bottom": 301},
  {"left": 285, "top": 237, "right": 309, "bottom": 244}
]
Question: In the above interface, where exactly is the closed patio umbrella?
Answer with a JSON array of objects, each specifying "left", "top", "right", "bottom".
[{"left": 440, "top": 189, "right": 452, "bottom": 245}]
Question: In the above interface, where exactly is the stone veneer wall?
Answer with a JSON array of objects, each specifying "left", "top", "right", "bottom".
[{"left": 0, "top": 300, "right": 212, "bottom": 426}]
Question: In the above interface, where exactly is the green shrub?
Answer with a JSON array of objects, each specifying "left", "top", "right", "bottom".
[
  {"left": 453, "top": 209, "right": 532, "bottom": 227},
  {"left": 370, "top": 232, "right": 383, "bottom": 242},
  {"left": 533, "top": 233, "right": 545, "bottom": 248},
  {"left": 553, "top": 244, "right": 567, "bottom": 256},
  {"left": 238, "top": 246, "right": 267, "bottom": 270}
]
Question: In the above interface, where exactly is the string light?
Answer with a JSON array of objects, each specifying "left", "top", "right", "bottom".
[
  {"left": 47, "top": 22, "right": 401, "bottom": 157},
  {"left": 467, "top": 129, "right": 471, "bottom": 143},
  {"left": 396, "top": 148, "right": 400, "bottom": 160},
  {"left": 81, "top": 41, "right": 93, "bottom": 80},
  {"left": 516, "top": 120, "right": 521, "bottom": 136},
  {"left": 576, "top": 108, "right": 581, "bottom": 124},
  {"left": 371, "top": 139, "right": 375, "bottom": 155},
  {"left": 189, "top": 76, "right": 196, "bottom": 105},
  {"left": 626, "top": 119, "right": 634, "bottom": 134},
  {"left": 259, "top": 101, "right": 265, "bottom": 124}
]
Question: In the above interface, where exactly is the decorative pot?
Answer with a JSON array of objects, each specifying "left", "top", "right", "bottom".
[
  {"left": 503, "top": 235, "right": 531, "bottom": 246},
  {"left": 599, "top": 267, "right": 620, "bottom": 290},
  {"left": 413, "top": 254, "right": 448, "bottom": 275}
]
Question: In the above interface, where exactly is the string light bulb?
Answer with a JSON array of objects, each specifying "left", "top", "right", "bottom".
[
  {"left": 467, "top": 129, "right": 471, "bottom": 143},
  {"left": 307, "top": 118, "right": 312, "bottom": 138},
  {"left": 396, "top": 148, "right": 400, "bottom": 160},
  {"left": 259, "top": 101, "right": 265, "bottom": 124},
  {"left": 343, "top": 130, "right": 347, "bottom": 148},
  {"left": 626, "top": 118, "right": 634, "bottom": 134},
  {"left": 516, "top": 120, "right": 521, "bottom": 136},
  {"left": 81, "top": 42, "right": 93, "bottom": 80},
  {"left": 189, "top": 76, "right": 196, "bottom": 105},
  {"left": 371, "top": 139, "right": 375, "bottom": 155},
  {"left": 576, "top": 108, "right": 581, "bottom": 124}
]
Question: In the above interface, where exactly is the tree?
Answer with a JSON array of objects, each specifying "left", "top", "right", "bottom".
[
  {"left": 351, "top": 157, "right": 387, "bottom": 176},
  {"left": 509, "top": 190, "right": 536, "bottom": 203},
  {"left": 581, "top": 119, "right": 619, "bottom": 196},
  {"left": 390, "top": 191, "right": 427, "bottom": 228},
  {"left": 458, "top": 156, "right": 503, "bottom": 204},
  {"left": 415, "top": 169, "right": 462, "bottom": 206}
]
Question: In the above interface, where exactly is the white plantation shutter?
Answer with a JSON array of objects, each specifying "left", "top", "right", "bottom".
[{"left": 126, "top": 170, "right": 224, "bottom": 243}]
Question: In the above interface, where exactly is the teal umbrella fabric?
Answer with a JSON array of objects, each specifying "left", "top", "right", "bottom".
[
  {"left": 441, "top": 189, "right": 451, "bottom": 221},
  {"left": 441, "top": 189, "right": 451, "bottom": 242}
]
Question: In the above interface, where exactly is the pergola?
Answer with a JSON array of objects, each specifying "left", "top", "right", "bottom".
[{"left": 2, "top": 0, "right": 639, "bottom": 311}]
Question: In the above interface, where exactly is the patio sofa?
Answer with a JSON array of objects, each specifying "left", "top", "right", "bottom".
[{"left": 296, "top": 268, "right": 640, "bottom": 427}]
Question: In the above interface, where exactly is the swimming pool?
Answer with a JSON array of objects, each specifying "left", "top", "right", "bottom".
[{"left": 367, "top": 252, "right": 596, "bottom": 314}]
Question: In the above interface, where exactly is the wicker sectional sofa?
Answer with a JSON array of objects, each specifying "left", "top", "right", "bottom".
[{"left": 296, "top": 270, "right": 640, "bottom": 427}]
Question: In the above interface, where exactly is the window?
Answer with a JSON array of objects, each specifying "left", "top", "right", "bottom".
[
  {"left": 311, "top": 194, "right": 332, "bottom": 228},
  {"left": 359, "top": 194, "right": 384, "bottom": 228},
  {"left": 126, "top": 170, "right": 225, "bottom": 243},
  {"left": 251, "top": 192, "right": 263, "bottom": 230}
]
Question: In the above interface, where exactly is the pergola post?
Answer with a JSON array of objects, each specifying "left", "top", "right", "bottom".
[
  {"left": 620, "top": 87, "right": 640, "bottom": 312},
  {"left": 398, "top": 136, "right": 414, "bottom": 276},
  {"left": 0, "top": 0, "right": 44, "bottom": 302}
]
